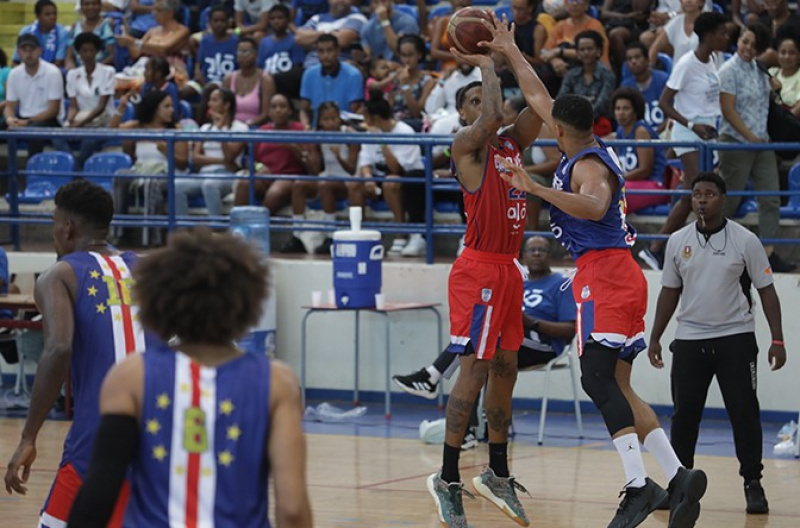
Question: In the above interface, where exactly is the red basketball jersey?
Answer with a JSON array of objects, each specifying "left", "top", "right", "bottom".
[{"left": 456, "top": 136, "right": 526, "bottom": 255}]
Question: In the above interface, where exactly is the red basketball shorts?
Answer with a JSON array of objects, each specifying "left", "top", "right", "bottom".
[
  {"left": 39, "top": 462, "right": 129, "bottom": 528},
  {"left": 573, "top": 249, "right": 647, "bottom": 359},
  {"left": 447, "top": 248, "right": 525, "bottom": 360}
]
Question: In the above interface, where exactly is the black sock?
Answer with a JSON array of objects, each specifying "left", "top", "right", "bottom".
[
  {"left": 432, "top": 350, "right": 457, "bottom": 376},
  {"left": 489, "top": 443, "right": 509, "bottom": 478},
  {"left": 441, "top": 443, "right": 461, "bottom": 483}
]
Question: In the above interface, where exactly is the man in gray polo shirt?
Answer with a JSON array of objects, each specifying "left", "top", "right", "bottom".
[{"left": 648, "top": 172, "right": 786, "bottom": 516}]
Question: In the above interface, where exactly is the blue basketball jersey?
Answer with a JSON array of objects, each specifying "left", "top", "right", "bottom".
[
  {"left": 59, "top": 251, "right": 152, "bottom": 476},
  {"left": 197, "top": 34, "right": 239, "bottom": 84},
  {"left": 550, "top": 140, "right": 637, "bottom": 260},
  {"left": 126, "top": 347, "right": 271, "bottom": 528}
]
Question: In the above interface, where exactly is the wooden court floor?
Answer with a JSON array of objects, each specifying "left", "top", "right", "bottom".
[{"left": 1, "top": 419, "right": 798, "bottom": 527}]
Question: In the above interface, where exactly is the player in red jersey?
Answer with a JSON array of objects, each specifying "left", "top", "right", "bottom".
[{"left": 426, "top": 43, "right": 543, "bottom": 528}]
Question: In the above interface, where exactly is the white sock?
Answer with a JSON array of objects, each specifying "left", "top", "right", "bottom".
[
  {"left": 292, "top": 215, "right": 303, "bottom": 238},
  {"left": 426, "top": 365, "right": 441, "bottom": 384},
  {"left": 643, "top": 428, "right": 683, "bottom": 483},
  {"left": 612, "top": 433, "right": 647, "bottom": 488}
]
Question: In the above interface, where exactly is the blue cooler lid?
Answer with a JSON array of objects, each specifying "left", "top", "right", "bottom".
[{"left": 333, "top": 230, "right": 381, "bottom": 241}]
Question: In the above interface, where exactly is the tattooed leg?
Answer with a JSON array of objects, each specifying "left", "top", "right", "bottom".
[
  {"left": 444, "top": 354, "right": 488, "bottom": 447},
  {"left": 486, "top": 348, "right": 518, "bottom": 443}
]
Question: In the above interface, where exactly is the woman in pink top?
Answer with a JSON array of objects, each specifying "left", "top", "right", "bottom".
[
  {"left": 223, "top": 37, "right": 270, "bottom": 127},
  {"left": 233, "top": 94, "right": 309, "bottom": 211}
]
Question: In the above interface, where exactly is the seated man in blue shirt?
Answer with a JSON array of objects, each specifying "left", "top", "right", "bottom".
[
  {"left": 393, "top": 236, "right": 577, "bottom": 448},
  {"left": 299, "top": 34, "right": 363, "bottom": 125},
  {"left": 360, "top": 0, "right": 419, "bottom": 61},
  {"left": 620, "top": 42, "right": 669, "bottom": 133}
]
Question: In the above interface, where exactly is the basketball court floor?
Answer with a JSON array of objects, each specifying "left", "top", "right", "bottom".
[{"left": 1, "top": 392, "right": 798, "bottom": 527}]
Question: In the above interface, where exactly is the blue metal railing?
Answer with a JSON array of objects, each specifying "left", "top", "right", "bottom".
[{"left": 1, "top": 129, "right": 798, "bottom": 263}]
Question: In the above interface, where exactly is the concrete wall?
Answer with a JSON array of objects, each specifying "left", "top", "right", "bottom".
[{"left": 5, "top": 253, "right": 800, "bottom": 414}]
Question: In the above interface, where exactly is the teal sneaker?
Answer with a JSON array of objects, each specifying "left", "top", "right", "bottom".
[
  {"left": 427, "top": 472, "right": 473, "bottom": 527},
  {"left": 472, "top": 468, "right": 531, "bottom": 526}
]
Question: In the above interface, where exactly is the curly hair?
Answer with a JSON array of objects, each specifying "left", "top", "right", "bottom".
[
  {"left": 133, "top": 228, "right": 269, "bottom": 345},
  {"left": 54, "top": 180, "right": 114, "bottom": 230}
]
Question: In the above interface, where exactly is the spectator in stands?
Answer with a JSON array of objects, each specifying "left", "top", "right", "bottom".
[
  {"left": 279, "top": 101, "right": 364, "bottom": 255},
  {"left": 299, "top": 34, "right": 364, "bottom": 125},
  {"left": 0, "top": 48, "right": 10, "bottom": 116},
  {"left": 233, "top": 94, "right": 309, "bottom": 212},
  {"left": 223, "top": 37, "right": 271, "bottom": 126},
  {"left": 257, "top": 3, "right": 305, "bottom": 102},
  {"left": 14, "top": 0, "right": 69, "bottom": 68},
  {"left": 294, "top": 0, "right": 368, "bottom": 70},
  {"left": 600, "top": 0, "right": 649, "bottom": 74},
  {"left": 234, "top": 0, "right": 275, "bottom": 40},
  {"left": 769, "top": 34, "right": 800, "bottom": 115},
  {"left": 731, "top": 0, "right": 768, "bottom": 28},
  {"left": 365, "top": 57, "right": 397, "bottom": 101},
  {"left": 65, "top": 0, "right": 115, "bottom": 70},
  {"left": 557, "top": 30, "right": 616, "bottom": 135},
  {"left": 650, "top": 0, "right": 708, "bottom": 65},
  {"left": 621, "top": 42, "right": 670, "bottom": 132},
  {"left": 361, "top": 0, "right": 420, "bottom": 61},
  {"left": 2, "top": 34, "right": 69, "bottom": 157},
  {"left": 142, "top": 56, "right": 181, "bottom": 122},
  {"left": 640, "top": 0, "right": 711, "bottom": 47},
  {"left": 129, "top": 0, "right": 158, "bottom": 38},
  {"left": 390, "top": 34, "right": 436, "bottom": 130},
  {"left": 718, "top": 23, "right": 796, "bottom": 272},
  {"left": 540, "top": 0, "right": 611, "bottom": 77},
  {"left": 359, "top": 96, "right": 426, "bottom": 257},
  {"left": 175, "top": 87, "right": 248, "bottom": 218},
  {"left": 424, "top": 62, "right": 482, "bottom": 118},
  {"left": 430, "top": 0, "right": 473, "bottom": 73},
  {"left": 640, "top": 12, "right": 729, "bottom": 270},
  {"left": 195, "top": 6, "right": 239, "bottom": 88},
  {"left": 611, "top": 87, "right": 670, "bottom": 213},
  {"left": 293, "top": 0, "right": 331, "bottom": 27},
  {"left": 115, "top": 0, "right": 191, "bottom": 87},
  {"left": 66, "top": 32, "right": 116, "bottom": 169}
]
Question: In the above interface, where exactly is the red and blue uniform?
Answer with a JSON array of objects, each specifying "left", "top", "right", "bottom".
[
  {"left": 550, "top": 140, "right": 647, "bottom": 359},
  {"left": 448, "top": 136, "right": 528, "bottom": 360},
  {"left": 126, "top": 347, "right": 271, "bottom": 528},
  {"left": 41, "top": 251, "right": 152, "bottom": 528}
]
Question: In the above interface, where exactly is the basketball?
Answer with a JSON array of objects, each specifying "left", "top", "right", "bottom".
[{"left": 447, "top": 7, "right": 495, "bottom": 55}]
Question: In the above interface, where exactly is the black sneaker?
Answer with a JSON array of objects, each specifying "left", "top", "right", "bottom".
[
  {"left": 638, "top": 247, "right": 665, "bottom": 270},
  {"left": 278, "top": 236, "right": 307, "bottom": 254},
  {"left": 744, "top": 479, "right": 769, "bottom": 514},
  {"left": 314, "top": 237, "right": 333, "bottom": 255},
  {"left": 607, "top": 478, "right": 664, "bottom": 528},
  {"left": 392, "top": 368, "right": 438, "bottom": 399},
  {"left": 768, "top": 252, "right": 797, "bottom": 273},
  {"left": 461, "top": 428, "right": 478, "bottom": 451},
  {"left": 654, "top": 480, "right": 670, "bottom": 510},
  {"left": 667, "top": 467, "right": 707, "bottom": 528}
]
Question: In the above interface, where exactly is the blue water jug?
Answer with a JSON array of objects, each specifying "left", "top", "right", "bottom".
[
  {"left": 332, "top": 207, "right": 383, "bottom": 308},
  {"left": 230, "top": 206, "right": 274, "bottom": 354}
]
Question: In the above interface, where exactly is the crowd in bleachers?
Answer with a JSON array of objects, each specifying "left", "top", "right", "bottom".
[{"left": 0, "top": 0, "right": 798, "bottom": 267}]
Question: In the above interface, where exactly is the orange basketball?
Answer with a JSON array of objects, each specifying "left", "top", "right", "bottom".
[{"left": 447, "top": 7, "right": 494, "bottom": 55}]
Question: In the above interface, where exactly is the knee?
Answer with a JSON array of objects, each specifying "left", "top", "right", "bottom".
[
  {"left": 345, "top": 181, "right": 363, "bottom": 194},
  {"left": 579, "top": 346, "right": 616, "bottom": 405},
  {"left": 383, "top": 180, "right": 401, "bottom": 195}
]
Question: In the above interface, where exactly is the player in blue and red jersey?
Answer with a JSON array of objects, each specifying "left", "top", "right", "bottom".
[
  {"left": 483, "top": 12, "right": 707, "bottom": 528},
  {"left": 4, "top": 180, "right": 155, "bottom": 527},
  {"left": 426, "top": 39, "right": 545, "bottom": 528},
  {"left": 67, "top": 228, "right": 311, "bottom": 528}
]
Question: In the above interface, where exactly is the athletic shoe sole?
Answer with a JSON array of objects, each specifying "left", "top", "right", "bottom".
[
  {"left": 472, "top": 477, "right": 530, "bottom": 527},
  {"left": 392, "top": 377, "right": 437, "bottom": 400},
  {"left": 638, "top": 249, "right": 663, "bottom": 271},
  {"left": 669, "top": 470, "right": 707, "bottom": 528}
]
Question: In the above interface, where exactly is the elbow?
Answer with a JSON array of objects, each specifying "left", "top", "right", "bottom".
[{"left": 276, "top": 504, "right": 311, "bottom": 528}]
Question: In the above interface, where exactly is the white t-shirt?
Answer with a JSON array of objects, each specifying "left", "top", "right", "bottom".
[
  {"left": 234, "top": 0, "right": 277, "bottom": 21},
  {"left": 66, "top": 63, "right": 115, "bottom": 120},
  {"left": 667, "top": 51, "right": 721, "bottom": 121},
  {"left": 655, "top": 0, "right": 712, "bottom": 13},
  {"left": 6, "top": 59, "right": 64, "bottom": 121},
  {"left": 424, "top": 67, "right": 483, "bottom": 116},
  {"left": 664, "top": 14, "right": 698, "bottom": 62},
  {"left": 198, "top": 120, "right": 249, "bottom": 173},
  {"left": 357, "top": 120, "right": 424, "bottom": 175},
  {"left": 429, "top": 112, "right": 462, "bottom": 157}
]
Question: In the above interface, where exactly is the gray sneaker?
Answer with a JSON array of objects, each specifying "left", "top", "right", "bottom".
[
  {"left": 472, "top": 468, "right": 531, "bottom": 526},
  {"left": 427, "top": 472, "right": 473, "bottom": 527}
]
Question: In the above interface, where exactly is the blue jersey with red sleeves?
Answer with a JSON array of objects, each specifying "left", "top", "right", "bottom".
[
  {"left": 126, "top": 347, "right": 271, "bottom": 528},
  {"left": 549, "top": 140, "right": 637, "bottom": 260},
  {"left": 59, "top": 251, "right": 151, "bottom": 476},
  {"left": 457, "top": 136, "right": 527, "bottom": 255}
]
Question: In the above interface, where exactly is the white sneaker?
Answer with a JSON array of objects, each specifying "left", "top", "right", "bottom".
[
  {"left": 388, "top": 238, "right": 407, "bottom": 256},
  {"left": 401, "top": 234, "right": 426, "bottom": 257},
  {"left": 456, "top": 235, "right": 466, "bottom": 257}
]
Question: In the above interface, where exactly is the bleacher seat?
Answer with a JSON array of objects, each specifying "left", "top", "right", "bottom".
[
  {"left": 712, "top": 2, "right": 724, "bottom": 14},
  {"left": 780, "top": 162, "right": 800, "bottom": 219},
  {"left": 495, "top": 5, "right": 513, "bottom": 21},
  {"left": 430, "top": 4, "right": 452, "bottom": 19},
  {"left": 179, "top": 100, "right": 193, "bottom": 121},
  {"left": 83, "top": 153, "right": 133, "bottom": 192},
  {"left": 395, "top": 4, "right": 418, "bottom": 22},
  {"left": 12, "top": 152, "right": 76, "bottom": 204},
  {"left": 199, "top": 6, "right": 211, "bottom": 31}
]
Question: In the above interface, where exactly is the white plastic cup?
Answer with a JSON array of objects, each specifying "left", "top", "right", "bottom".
[
  {"left": 327, "top": 288, "right": 335, "bottom": 306},
  {"left": 374, "top": 293, "right": 386, "bottom": 310},
  {"left": 311, "top": 290, "right": 322, "bottom": 307}
]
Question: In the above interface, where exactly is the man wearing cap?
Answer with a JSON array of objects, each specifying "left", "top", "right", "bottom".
[{"left": 2, "top": 33, "right": 69, "bottom": 157}]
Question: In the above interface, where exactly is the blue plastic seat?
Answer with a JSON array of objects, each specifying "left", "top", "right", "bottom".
[
  {"left": 179, "top": 100, "right": 193, "bottom": 121},
  {"left": 430, "top": 5, "right": 452, "bottom": 19},
  {"left": 395, "top": 4, "right": 418, "bottom": 22},
  {"left": 712, "top": 2, "right": 724, "bottom": 14},
  {"left": 780, "top": 162, "right": 800, "bottom": 219},
  {"left": 495, "top": 5, "right": 513, "bottom": 21},
  {"left": 83, "top": 152, "right": 133, "bottom": 192},
  {"left": 199, "top": 6, "right": 211, "bottom": 31},
  {"left": 13, "top": 152, "right": 76, "bottom": 204}
]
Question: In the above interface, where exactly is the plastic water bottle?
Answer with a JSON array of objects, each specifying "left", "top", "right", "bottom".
[{"left": 230, "top": 206, "right": 274, "bottom": 354}]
